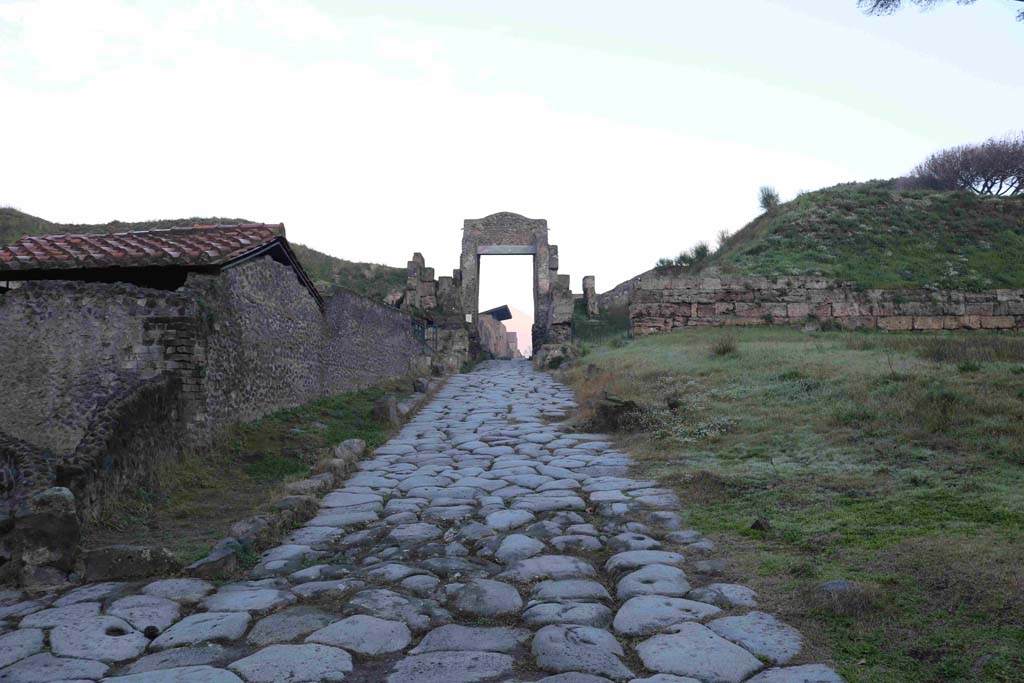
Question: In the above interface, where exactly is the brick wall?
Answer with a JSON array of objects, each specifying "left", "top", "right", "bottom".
[{"left": 629, "top": 271, "right": 1024, "bottom": 335}]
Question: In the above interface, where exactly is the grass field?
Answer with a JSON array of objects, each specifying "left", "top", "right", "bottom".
[
  {"left": 84, "top": 384, "right": 400, "bottom": 564},
  {"left": 565, "top": 327, "right": 1024, "bottom": 683}
]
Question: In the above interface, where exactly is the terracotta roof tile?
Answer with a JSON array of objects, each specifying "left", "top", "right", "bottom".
[{"left": 0, "top": 223, "right": 285, "bottom": 272}]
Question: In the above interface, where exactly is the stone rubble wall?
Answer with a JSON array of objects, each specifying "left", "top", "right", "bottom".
[
  {"left": 0, "top": 256, "right": 436, "bottom": 585},
  {"left": 629, "top": 270, "right": 1024, "bottom": 335}
]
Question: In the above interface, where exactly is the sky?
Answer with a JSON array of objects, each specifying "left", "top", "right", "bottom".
[{"left": 1, "top": 0, "right": 1022, "bottom": 340}]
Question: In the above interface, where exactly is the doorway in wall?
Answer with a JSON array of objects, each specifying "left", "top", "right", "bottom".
[{"left": 478, "top": 255, "right": 534, "bottom": 358}]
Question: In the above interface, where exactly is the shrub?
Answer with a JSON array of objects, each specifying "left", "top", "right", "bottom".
[
  {"left": 957, "top": 360, "right": 981, "bottom": 373},
  {"left": 759, "top": 186, "right": 781, "bottom": 211},
  {"left": 711, "top": 334, "right": 739, "bottom": 357}
]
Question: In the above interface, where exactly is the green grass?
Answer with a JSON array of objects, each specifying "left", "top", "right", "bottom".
[
  {"left": 572, "top": 300, "right": 631, "bottom": 346},
  {"left": 84, "top": 384, "right": 400, "bottom": 564},
  {"left": 0, "top": 207, "right": 406, "bottom": 302},
  {"left": 700, "top": 181, "right": 1024, "bottom": 290},
  {"left": 565, "top": 328, "right": 1024, "bottom": 683}
]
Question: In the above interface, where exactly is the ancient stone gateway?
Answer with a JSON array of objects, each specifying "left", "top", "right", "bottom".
[{"left": 460, "top": 212, "right": 574, "bottom": 351}]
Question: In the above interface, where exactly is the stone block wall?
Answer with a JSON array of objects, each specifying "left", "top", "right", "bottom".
[{"left": 629, "top": 270, "right": 1024, "bottom": 335}]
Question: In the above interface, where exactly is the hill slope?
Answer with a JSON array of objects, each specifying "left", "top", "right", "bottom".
[
  {"left": 0, "top": 208, "right": 405, "bottom": 300},
  {"left": 706, "top": 182, "right": 1024, "bottom": 290}
]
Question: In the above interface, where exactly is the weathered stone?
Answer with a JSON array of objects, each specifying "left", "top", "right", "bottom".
[
  {"left": 0, "top": 628, "right": 43, "bottom": 669},
  {"left": 617, "top": 564, "right": 690, "bottom": 600},
  {"left": 605, "top": 551, "right": 685, "bottom": 574},
  {"left": 453, "top": 579, "right": 523, "bottom": 617},
  {"left": 123, "top": 645, "right": 234, "bottom": 675},
  {"left": 50, "top": 615, "right": 148, "bottom": 662},
  {"left": 247, "top": 606, "right": 334, "bottom": 646},
  {"left": 201, "top": 588, "right": 295, "bottom": 613},
  {"left": 688, "top": 583, "right": 758, "bottom": 608},
  {"left": 636, "top": 622, "right": 764, "bottom": 683},
  {"left": 104, "top": 665, "right": 244, "bottom": 681},
  {"left": 708, "top": 611, "right": 803, "bottom": 665},
  {"left": 410, "top": 624, "right": 531, "bottom": 654},
  {"left": 228, "top": 643, "right": 353, "bottom": 683},
  {"left": 532, "top": 624, "right": 634, "bottom": 681},
  {"left": 142, "top": 578, "right": 215, "bottom": 604},
  {"left": 385, "top": 650, "right": 515, "bottom": 683},
  {"left": 0, "top": 652, "right": 108, "bottom": 682},
  {"left": 532, "top": 579, "right": 611, "bottom": 602},
  {"left": 19, "top": 602, "right": 100, "bottom": 629},
  {"left": 524, "top": 602, "right": 614, "bottom": 628},
  {"left": 495, "top": 534, "right": 546, "bottom": 563},
  {"left": 484, "top": 509, "right": 535, "bottom": 532},
  {"left": 107, "top": 595, "right": 181, "bottom": 633},
  {"left": 150, "top": 612, "right": 251, "bottom": 651},
  {"left": 53, "top": 581, "right": 128, "bottom": 607},
  {"left": 499, "top": 555, "right": 596, "bottom": 582},
  {"left": 613, "top": 595, "right": 721, "bottom": 636},
  {"left": 306, "top": 615, "right": 412, "bottom": 656}
]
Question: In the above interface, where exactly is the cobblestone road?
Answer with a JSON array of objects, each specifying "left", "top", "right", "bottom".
[{"left": 0, "top": 360, "right": 845, "bottom": 683}]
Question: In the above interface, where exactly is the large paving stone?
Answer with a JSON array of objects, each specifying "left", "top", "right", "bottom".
[
  {"left": 388, "top": 522, "right": 443, "bottom": 544},
  {"left": 613, "top": 595, "right": 721, "bottom": 636},
  {"left": 150, "top": 613, "right": 251, "bottom": 651},
  {"left": 485, "top": 509, "right": 535, "bottom": 532},
  {"left": 532, "top": 579, "right": 611, "bottom": 602},
  {"left": 53, "top": 581, "right": 128, "bottom": 607},
  {"left": 687, "top": 583, "right": 758, "bottom": 608},
  {"left": 636, "top": 622, "right": 764, "bottom": 683},
  {"left": 228, "top": 643, "right": 352, "bottom": 682},
  {"left": 532, "top": 624, "right": 634, "bottom": 681},
  {"left": 0, "top": 652, "right": 109, "bottom": 682},
  {"left": 605, "top": 551, "right": 685, "bottom": 574},
  {"left": 410, "top": 624, "right": 531, "bottom": 654},
  {"left": 50, "top": 615, "right": 148, "bottom": 662},
  {"left": 746, "top": 664, "right": 845, "bottom": 682},
  {"left": 201, "top": 588, "right": 295, "bottom": 613},
  {"left": 499, "top": 555, "right": 596, "bottom": 582},
  {"left": 453, "top": 579, "right": 523, "bottom": 617},
  {"left": 0, "top": 628, "right": 43, "bottom": 668},
  {"left": 628, "top": 676, "right": 701, "bottom": 683},
  {"left": 537, "top": 675, "right": 616, "bottom": 683},
  {"left": 708, "top": 611, "right": 803, "bottom": 664},
  {"left": 19, "top": 602, "right": 99, "bottom": 629},
  {"left": 124, "top": 644, "right": 234, "bottom": 674},
  {"left": 109, "top": 664, "right": 244, "bottom": 681},
  {"left": 346, "top": 589, "right": 438, "bottom": 632},
  {"left": 524, "top": 602, "right": 613, "bottom": 628},
  {"left": 107, "top": 595, "right": 181, "bottom": 633},
  {"left": 385, "top": 651, "right": 515, "bottom": 683},
  {"left": 142, "top": 579, "right": 215, "bottom": 604},
  {"left": 495, "top": 534, "right": 546, "bottom": 563},
  {"left": 617, "top": 564, "right": 691, "bottom": 600},
  {"left": 306, "top": 615, "right": 411, "bottom": 656},
  {"left": 247, "top": 606, "right": 334, "bottom": 646}
]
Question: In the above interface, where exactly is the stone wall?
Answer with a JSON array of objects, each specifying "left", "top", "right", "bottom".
[
  {"left": 629, "top": 270, "right": 1024, "bottom": 335},
  {"left": 0, "top": 256, "right": 434, "bottom": 584},
  {"left": 322, "top": 287, "right": 431, "bottom": 392},
  {"left": 0, "top": 281, "right": 199, "bottom": 452},
  {"left": 477, "top": 316, "right": 515, "bottom": 359}
]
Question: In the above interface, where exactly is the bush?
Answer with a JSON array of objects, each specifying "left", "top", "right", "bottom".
[
  {"left": 711, "top": 334, "right": 739, "bottom": 357},
  {"left": 759, "top": 186, "right": 781, "bottom": 211}
]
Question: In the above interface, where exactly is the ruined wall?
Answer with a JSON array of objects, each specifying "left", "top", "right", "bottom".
[
  {"left": 477, "top": 316, "right": 515, "bottom": 359},
  {"left": 187, "top": 258, "right": 324, "bottom": 429},
  {"left": 630, "top": 270, "right": 1024, "bottom": 334},
  {"left": 322, "top": 287, "right": 431, "bottom": 392},
  {"left": 0, "top": 281, "right": 199, "bottom": 452}
]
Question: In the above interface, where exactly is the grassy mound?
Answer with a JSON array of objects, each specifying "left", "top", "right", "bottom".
[
  {"left": 0, "top": 207, "right": 405, "bottom": 301},
  {"left": 706, "top": 182, "right": 1024, "bottom": 290}
]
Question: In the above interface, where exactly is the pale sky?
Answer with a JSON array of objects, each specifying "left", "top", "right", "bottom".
[{"left": 2, "top": 0, "right": 1022, "bottom": 324}]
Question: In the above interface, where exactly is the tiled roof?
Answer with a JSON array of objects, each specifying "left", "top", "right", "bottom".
[{"left": 0, "top": 224, "right": 286, "bottom": 271}]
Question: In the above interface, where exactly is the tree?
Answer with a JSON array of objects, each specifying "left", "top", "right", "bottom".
[
  {"left": 858, "top": 0, "right": 1024, "bottom": 21},
  {"left": 908, "top": 133, "right": 1023, "bottom": 196},
  {"left": 759, "top": 186, "right": 780, "bottom": 212}
]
